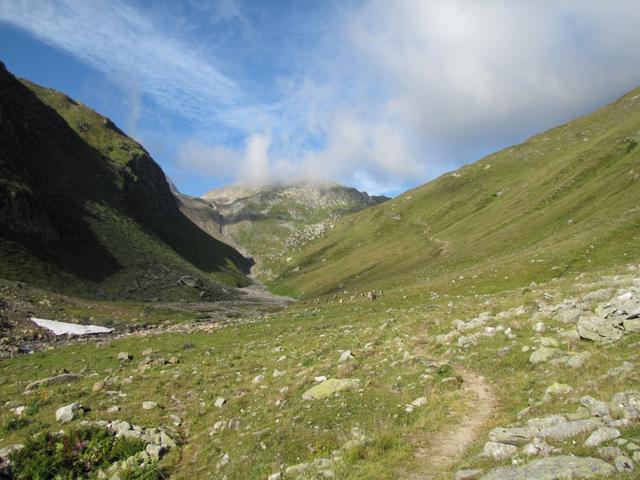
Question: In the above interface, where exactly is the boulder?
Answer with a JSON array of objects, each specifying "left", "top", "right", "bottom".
[
  {"left": 56, "top": 402, "right": 82, "bottom": 423},
  {"left": 538, "top": 418, "right": 601, "bottom": 441},
  {"left": 623, "top": 318, "right": 640, "bottom": 333},
  {"left": 580, "top": 396, "right": 611, "bottom": 417},
  {"left": 302, "top": 378, "right": 360, "bottom": 400},
  {"left": 582, "top": 289, "right": 612, "bottom": 302},
  {"left": 479, "top": 455, "right": 614, "bottom": 480},
  {"left": 482, "top": 441, "right": 517, "bottom": 460},
  {"left": 543, "top": 383, "right": 573, "bottom": 401},
  {"left": 117, "top": 352, "right": 133, "bottom": 361},
  {"left": 0, "top": 444, "right": 24, "bottom": 459},
  {"left": 529, "top": 347, "right": 559, "bottom": 364},
  {"left": 455, "top": 469, "right": 484, "bottom": 480},
  {"left": 610, "top": 391, "right": 640, "bottom": 419},
  {"left": 25, "top": 373, "right": 82, "bottom": 392},
  {"left": 576, "top": 315, "right": 623, "bottom": 343},
  {"left": 614, "top": 456, "right": 634, "bottom": 473},
  {"left": 338, "top": 350, "right": 354, "bottom": 363},
  {"left": 142, "top": 401, "right": 158, "bottom": 410},
  {"left": 488, "top": 427, "right": 538, "bottom": 446},
  {"left": 584, "top": 427, "right": 620, "bottom": 447},
  {"left": 214, "top": 397, "right": 227, "bottom": 408}
]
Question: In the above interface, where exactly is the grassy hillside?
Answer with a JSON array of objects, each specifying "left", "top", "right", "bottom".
[
  {"left": 197, "top": 183, "right": 388, "bottom": 280},
  {"left": 273, "top": 87, "right": 640, "bottom": 298},
  {"left": 0, "top": 63, "right": 250, "bottom": 300}
]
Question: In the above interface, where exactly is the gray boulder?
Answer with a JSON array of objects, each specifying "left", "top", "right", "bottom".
[
  {"left": 623, "top": 318, "right": 640, "bottom": 333},
  {"left": 610, "top": 391, "right": 640, "bottom": 420},
  {"left": 538, "top": 418, "right": 601, "bottom": 441},
  {"left": 479, "top": 455, "right": 614, "bottom": 480},
  {"left": 455, "top": 469, "right": 484, "bottom": 480},
  {"left": 529, "top": 347, "right": 559, "bottom": 364},
  {"left": 25, "top": 373, "right": 82, "bottom": 392},
  {"left": 584, "top": 427, "right": 620, "bottom": 447},
  {"left": 614, "top": 455, "right": 634, "bottom": 473},
  {"left": 488, "top": 426, "right": 538, "bottom": 446},
  {"left": 482, "top": 441, "right": 517, "bottom": 460},
  {"left": 55, "top": 402, "right": 82, "bottom": 423},
  {"left": 580, "top": 396, "right": 611, "bottom": 417},
  {"left": 576, "top": 315, "right": 623, "bottom": 343}
]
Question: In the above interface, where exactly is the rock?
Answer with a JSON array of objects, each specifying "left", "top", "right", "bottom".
[
  {"left": 141, "top": 348, "right": 155, "bottom": 356},
  {"left": 411, "top": 397, "right": 427, "bottom": 407},
  {"left": 598, "top": 446, "right": 624, "bottom": 461},
  {"left": 526, "top": 415, "right": 566, "bottom": 428},
  {"left": 577, "top": 315, "right": 623, "bottom": 343},
  {"left": 267, "top": 473, "right": 282, "bottom": 480},
  {"left": 107, "top": 406, "right": 120, "bottom": 413},
  {"left": 623, "top": 318, "right": 640, "bottom": 333},
  {"left": 169, "top": 414, "right": 182, "bottom": 426},
  {"left": 580, "top": 396, "right": 611, "bottom": 417},
  {"left": 627, "top": 308, "right": 640, "bottom": 320},
  {"left": 610, "top": 391, "right": 640, "bottom": 420},
  {"left": 584, "top": 427, "right": 620, "bottom": 447},
  {"left": 168, "top": 356, "right": 179, "bottom": 364},
  {"left": 338, "top": 350, "right": 354, "bottom": 363},
  {"left": 522, "top": 438, "right": 559, "bottom": 457},
  {"left": 117, "top": 352, "right": 132, "bottom": 362},
  {"left": 142, "top": 401, "right": 158, "bottom": 410},
  {"left": 214, "top": 397, "right": 227, "bottom": 408},
  {"left": 539, "top": 337, "right": 559, "bottom": 347},
  {"left": 25, "top": 373, "right": 82, "bottom": 392},
  {"left": 583, "top": 289, "right": 612, "bottom": 302},
  {"left": 145, "top": 443, "right": 163, "bottom": 459},
  {"left": 92, "top": 381, "right": 105, "bottom": 392},
  {"left": 529, "top": 347, "right": 559, "bottom": 364},
  {"left": 566, "top": 352, "right": 591, "bottom": 368},
  {"left": 252, "top": 375, "right": 265, "bottom": 384},
  {"left": 543, "top": 383, "right": 573, "bottom": 401},
  {"left": 302, "top": 378, "right": 360, "bottom": 400},
  {"left": 0, "top": 444, "right": 24, "bottom": 459},
  {"left": 479, "top": 455, "right": 614, "bottom": 480},
  {"left": 533, "top": 322, "right": 546, "bottom": 333},
  {"left": 488, "top": 427, "right": 538, "bottom": 446},
  {"left": 482, "top": 441, "right": 518, "bottom": 460},
  {"left": 538, "top": 419, "right": 601, "bottom": 441},
  {"left": 555, "top": 309, "right": 581, "bottom": 324},
  {"left": 455, "top": 469, "right": 484, "bottom": 480},
  {"left": 614, "top": 456, "right": 634, "bottom": 473},
  {"left": 56, "top": 402, "right": 82, "bottom": 423},
  {"left": 272, "top": 369, "right": 286, "bottom": 378},
  {"left": 285, "top": 463, "right": 309, "bottom": 475}
]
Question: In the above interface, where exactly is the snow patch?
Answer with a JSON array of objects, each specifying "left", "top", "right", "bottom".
[{"left": 31, "top": 317, "right": 113, "bottom": 336}]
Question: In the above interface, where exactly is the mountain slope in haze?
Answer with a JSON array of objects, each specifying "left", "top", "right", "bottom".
[
  {"left": 0, "top": 63, "right": 251, "bottom": 300},
  {"left": 180, "top": 182, "right": 388, "bottom": 280},
  {"left": 274, "top": 87, "right": 640, "bottom": 298}
]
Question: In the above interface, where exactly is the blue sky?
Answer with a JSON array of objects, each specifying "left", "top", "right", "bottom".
[{"left": 2, "top": 1, "right": 640, "bottom": 197}]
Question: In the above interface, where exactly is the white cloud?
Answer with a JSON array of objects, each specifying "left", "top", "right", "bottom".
[
  {"left": 0, "top": 0, "right": 240, "bottom": 122},
  {"left": 4, "top": 0, "right": 640, "bottom": 195}
]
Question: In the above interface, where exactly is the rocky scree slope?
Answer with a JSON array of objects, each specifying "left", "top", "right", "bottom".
[
  {"left": 179, "top": 182, "right": 388, "bottom": 280},
  {"left": 274, "top": 86, "right": 640, "bottom": 298},
  {"left": 0, "top": 63, "right": 251, "bottom": 300}
]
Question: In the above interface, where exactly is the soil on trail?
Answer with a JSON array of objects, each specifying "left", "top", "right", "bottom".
[{"left": 405, "top": 370, "right": 497, "bottom": 480}]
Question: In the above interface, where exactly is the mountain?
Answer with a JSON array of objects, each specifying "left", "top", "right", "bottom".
[
  {"left": 273, "top": 86, "right": 640, "bottom": 298},
  {"left": 0, "top": 63, "right": 251, "bottom": 300},
  {"left": 179, "top": 182, "right": 388, "bottom": 280}
]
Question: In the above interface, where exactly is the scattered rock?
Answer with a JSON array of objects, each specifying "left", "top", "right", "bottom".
[
  {"left": 117, "top": 352, "right": 133, "bottom": 362},
  {"left": 56, "top": 402, "right": 82, "bottom": 423},
  {"left": 455, "top": 469, "right": 483, "bottom": 480},
  {"left": 614, "top": 455, "right": 634, "bottom": 473},
  {"left": 411, "top": 397, "right": 427, "bottom": 407},
  {"left": 577, "top": 315, "right": 623, "bottom": 343},
  {"left": 142, "top": 401, "right": 158, "bottom": 410},
  {"left": 25, "top": 373, "right": 82, "bottom": 392},
  {"left": 598, "top": 446, "right": 624, "bottom": 461},
  {"left": 479, "top": 455, "right": 614, "bottom": 480},
  {"left": 533, "top": 322, "right": 546, "bottom": 333},
  {"left": 610, "top": 391, "right": 640, "bottom": 420},
  {"left": 302, "top": 378, "right": 360, "bottom": 400},
  {"left": 482, "top": 441, "right": 517, "bottom": 460},
  {"left": 214, "top": 397, "right": 227, "bottom": 408},
  {"left": 529, "top": 347, "right": 559, "bottom": 364},
  {"left": 92, "top": 381, "right": 106, "bottom": 392},
  {"left": 252, "top": 375, "right": 265, "bottom": 384},
  {"left": 338, "top": 350, "right": 354, "bottom": 363},
  {"left": 489, "top": 427, "right": 538, "bottom": 446},
  {"left": 543, "top": 383, "right": 573, "bottom": 402}
]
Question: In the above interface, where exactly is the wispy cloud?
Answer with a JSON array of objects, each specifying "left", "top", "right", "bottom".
[
  {"left": 3, "top": 0, "right": 640, "bottom": 196},
  {"left": 0, "top": 0, "right": 241, "bottom": 122}
]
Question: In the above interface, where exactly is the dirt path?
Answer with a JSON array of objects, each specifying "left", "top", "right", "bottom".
[{"left": 406, "top": 369, "right": 496, "bottom": 480}]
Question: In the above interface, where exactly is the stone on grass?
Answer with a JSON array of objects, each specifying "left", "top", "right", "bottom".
[
  {"left": 533, "top": 322, "right": 546, "bottom": 333},
  {"left": 146, "top": 443, "right": 163, "bottom": 459},
  {"left": 580, "top": 396, "right": 611, "bottom": 417},
  {"left": 455, "top": 469, "right": 483, "bottom": 480},
  {"left": 610, "top": 391, "right": 640, "bottom": 420},
  {"left": 268, "top": 473, "right": 282, "bottom": 480},
  {"left": 0, "top": 444, "right": 24, "bottom": 459},
  {"left": 302, "top": 378, "right": 360, "bottom": 400},
  {"left": 142, "top": 401, "right": 158, "bottom": 410},
  {"left": 56, "top": 403, "right": 82, "bottom": 423},
  {"left": 488, "top": 427, "right": 538, "bottom": 446},
  {"left": 338, "top": 350, "right": 354, "bottom": 363},
  {"left": 482, "top": 441, "right": 517, "bottom": 460},
  {"left": 566, "top": 352, "right": 591, "bottom": 369},
  {"left": 25, "top": 373, "right": 82, "bottom": 392},
  {"left": 411, "top": 397, "right": 427, "bottom": 407},
  {"left": 107, "top": 406, "right": 120, "bottom": 413},
  {"left": 614, "top": 456, "right": 634, "bottom": 473},
  {"left": 214, "top": 397, "right": 227, "bottom": 408},
  {"left": 117, "top": 352, "right": 132, "bottom": 362},
  {"left": 543, "top": 383, "right": 573, "bottom": 401},
  {"left": 598, "top": 446, "right": 624, "bottom": 461},
  {"left": 479, "top": 455, "right": 614, "bottom": 480},
  {"left": 584, "top": 427, "right": 620, "bottom": 447},
  {"left": 538, "top": 418, "right": 602, "bottom": 441},
  {"left": 252, "top": 375, "right": 265, "bottom": 384},
  {"left": 577, "top": 315, "right": 623, "bottom": 343},
  {"left": 529, "top": 347, "right": 559, "bottom": 364}
]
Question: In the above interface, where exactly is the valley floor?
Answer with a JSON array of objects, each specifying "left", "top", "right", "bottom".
[{"left": 1, "top": 265, "right": 640, "bottom": 479}]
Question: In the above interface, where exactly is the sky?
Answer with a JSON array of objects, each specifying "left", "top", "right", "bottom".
[{"left": 2, "top": 1, "right": 640, "bottom": 197}]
